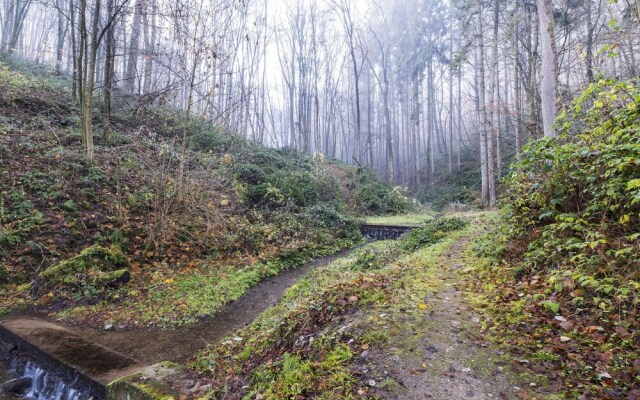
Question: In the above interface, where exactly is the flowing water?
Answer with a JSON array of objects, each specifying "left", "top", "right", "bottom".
[
  {"left": 0, "top": 362, "right": 20, "bottom": 400},
  {"left": 1, "top": 360, "right": 89, "bottom": 400}
]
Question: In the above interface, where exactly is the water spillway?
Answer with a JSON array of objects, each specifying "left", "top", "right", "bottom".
[
  {"left": 6, "top": 361, "right": 85, "bottom": 400},
  {"left": 0, "top": 249, "right": 358, "bottom": 400},
  {"left": 359, "top": 224, "right": 414, "bottom": 241},
  {"left": 0, "top": 318, "right": 141, "bottom": 400}
]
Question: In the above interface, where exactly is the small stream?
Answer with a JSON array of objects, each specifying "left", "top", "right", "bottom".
[
  {"left": 0, "top": 247, "right": 364, "bottom": 400},
  {"left": 0, "top": 359, "right": 90, "bottom": 400}
]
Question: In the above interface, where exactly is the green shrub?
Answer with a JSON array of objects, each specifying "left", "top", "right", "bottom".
[
  {"left": 401, "top": 217, "right": 468, "bottom": 252},
  {"left": 235, "top": 147, "right": 344, "bottom": 211},
  {"left": 348, "top": 169, "right": 413, "bottom": 215},
  {"left": 190, "top": 128, "right": 234, "bottom": 152},
  {"left": 304, "top": 205, "right": 360, "bottom": 240},
  {"left": 491, "top": 78, "right": 640, "bottom": 310},
  {"left": 351, "top": 242, "right": 400, "bottom": 271}
]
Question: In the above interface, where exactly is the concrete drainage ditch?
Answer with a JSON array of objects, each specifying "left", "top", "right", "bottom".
[
  {"left": 359, "top": 224, "right": 414, "bottom": 241},
  {"left": 0, "top": 234, "right": 412, "bottom": 400},
  {"left": 0, "top": 319, "right": 181, "bottom": 400}
]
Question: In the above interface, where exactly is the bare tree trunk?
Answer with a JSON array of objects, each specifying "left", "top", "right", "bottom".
[
  {"left": 537, "top": 0, "right": 557, "bottom": 138},
  {"left": 102, "top": 0, "right": 116, "bottom": 141},
  {"left": 142, "top": 0, "right": 155, "bottom": 94},
  {"left": 486, "top": 0, "right": 498, "bottom": 206},
  {"left": 585, "top": 0, "right": 594, "bottom": 83},
  {"left": 475, "top": 0, "right": 489, "bottom": 207},
  {"left": 448, "top": 4, "right": 454, "bottom": 175},
  {"left": 3, "top": 0, "right": 33, "bottom": 53},
  {"left": 514, "top": 7, "right": 522, "bottom": 159},
  {"left": 55, "top": 0, "right": 67, "bottom": 74},
  {"left": 79, "top": 0, "right": 101, "bottom": 163},
  {"left": 125, "top": 0, "right": 143, "bottom": 94}
]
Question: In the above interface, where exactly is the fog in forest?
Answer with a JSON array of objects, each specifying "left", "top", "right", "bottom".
[{"left": 2, "top": 0, "right": 639, "bottom": 203}]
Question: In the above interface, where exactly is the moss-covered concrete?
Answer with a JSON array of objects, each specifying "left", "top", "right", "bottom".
[{"left": 106, "top": 363, "right": 181, "bottom": 400}]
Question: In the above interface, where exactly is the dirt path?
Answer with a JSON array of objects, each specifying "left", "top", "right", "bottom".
[
  {"left": 368, "top": 235, "right": 543, "bottom": 400},
  {"left": 2, "top": 249, "right": 353, "bottom": 371}
]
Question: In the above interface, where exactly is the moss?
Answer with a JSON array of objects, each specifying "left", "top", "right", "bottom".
[
  {"left": 95, "top": 269, "right": 130, "bottom": 285},
  {"left": 107, "top": 376, "right": 175, "bottom": 400},
  {"left": 363, "top": 213, "right": 434, "bottom": 226},
  {"left": 107, "top": 364, "right": 184, "bottom": 400},
  {"left": 40, "top": 245, "right": 128, "bottom": 283}
]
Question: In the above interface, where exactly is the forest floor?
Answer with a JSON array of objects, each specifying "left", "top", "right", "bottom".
[
  {"left": 1, "top": 249, "right": 352, "bottom": 367},
  {"left": 352, "top": 219, "right": 550, "bottom": 400},
  {"left": 172, "top": 212, "right": 561, "bottom": 400}
]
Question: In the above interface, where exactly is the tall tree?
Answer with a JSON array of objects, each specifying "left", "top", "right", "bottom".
[
  {"left": 331, "top": 0, "right": 363, "bottom": 164},
  {"left": 537, "top": 0, "right": 557, "bottom": 138}
]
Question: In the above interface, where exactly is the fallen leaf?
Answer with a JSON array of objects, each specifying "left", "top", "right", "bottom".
[
  {"left": 585, "top": 326, "right": 603, "bottom": 334},
  {"left": 598, "top": 372, "right": 612, "bottom": 380},
  {"left": 417, "top": 303, "right": 428, "bottom": 309},
  {"left": 559, "top": 321, "right": 574, "bottom": 331},
  {"left": 615, "top": 326, "right": 632, "bottom": 339}
]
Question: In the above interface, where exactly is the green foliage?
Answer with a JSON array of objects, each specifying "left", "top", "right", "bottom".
[
  {"left": 351, "top": 241, "right": 401, "bottom": 271},
  {"left": 234, "top": 146, "right": 345, "bottom": 211},
  {"left": 189, "top": 127, "right": 240, "bottom": 153},
  {"left": 401, "top": 217, "right": 468, "bottom": 252},
  {"left": 0, "top": 189, "right": 44, "bottom": 249},
  {"left": 416, "top": 167, "right": 480, "bottom": 211},
  {"left": 303, "top": 204, "right": 360, "bottom": 240},
  {"left": 492, "top": 78, "right": 640, "bottom": 311},
  {"left": 348, "top": 169, "right": 413, "bottom": 215},
  {"left": 40, "top": 246, "right": 129, "bottom": 288}
]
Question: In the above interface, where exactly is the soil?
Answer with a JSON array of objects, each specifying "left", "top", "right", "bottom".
[{"left": 365, "top": 237, "right": 544, "bottom": 400}]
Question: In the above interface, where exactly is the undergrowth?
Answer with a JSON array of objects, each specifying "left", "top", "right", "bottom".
[
  {"left": 0, "top": 56, "right": 406, "bottom": 326},
  {"left": 182, "top": 217, "right": 470, "bottom": 399},
  {"left": 471, "top": 78, "right": 640, "bottom": 399}
]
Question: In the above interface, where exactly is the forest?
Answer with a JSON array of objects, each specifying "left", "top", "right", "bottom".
[{"left": 0, "top": 0, "right": 639, "bottom": 399}]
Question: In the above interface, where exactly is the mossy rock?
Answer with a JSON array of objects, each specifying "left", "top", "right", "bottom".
[
  {"left": 40, "top": 245, "right": 128, "bottom": 283},
  {"left": 107, "top": 363, "right": 181, "bottom": 400},
  {"left": 36, "top": 245, "right": 129, "bottom": 294},
  {"left": 96, "top": 269, "right": 131, "bottom": 285}
]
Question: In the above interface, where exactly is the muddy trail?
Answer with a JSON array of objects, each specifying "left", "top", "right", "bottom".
[
  {"left": 387, "top": 239, "right": 531, "bottom": 399},
  {"left": 361, "top": 234, "right": 544, "bottom": 400},
  {"left": 2, "top": 249, "right": 353, "bottom": 370}
]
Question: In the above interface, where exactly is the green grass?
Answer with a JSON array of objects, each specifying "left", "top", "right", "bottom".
[
  {"left": 58, "top": 240, "right": 355, "bottom": 328},
  {"left": 187, "top": 214, "right": 476, "bottom": 399},
  {"left": 363, "top": 213, "right": 434, "bottom": 226}
]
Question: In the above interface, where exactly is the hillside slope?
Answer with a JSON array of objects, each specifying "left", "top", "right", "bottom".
[
  {"left": 471, "top": 79, "right": 640, "bottom": 399},
  {"left": 0, "top": 57, "right": 412, "bottom": 327}
]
